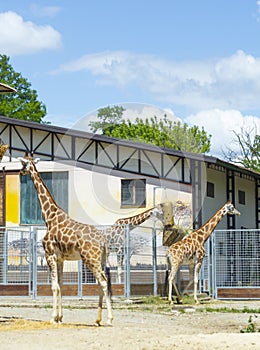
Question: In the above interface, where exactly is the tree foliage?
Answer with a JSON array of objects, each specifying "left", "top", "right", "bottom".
[
  {"left": 0, "top": 55, "right": 46, "bottom": 122},
  {"left": 89, "top": 105, "right": 211, "bottom": 154},
  {"left": 89, "top": 105, "right": 125, "bottom": 133},
  {"left": 224, "top": 125, "right": 260, "bottom": 172}
]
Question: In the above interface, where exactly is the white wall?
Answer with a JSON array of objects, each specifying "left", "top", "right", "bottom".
[
  {"left": 32, "top": 160, "right": 192, "bottom": 226},
  {"left": 203, "top": 167, "right": 256, "bottom": 229},
  {"left": 235, "top": 176, "right": 255, "bottom": 229},
  {"left": 202, "top": 168, "right": 228, "bottom": 230}
]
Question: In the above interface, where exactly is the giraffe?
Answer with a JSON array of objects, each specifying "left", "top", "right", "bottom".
[
  {"left": 100, "top": 206, "right": 164, "bottom": 283},
  {"left": 18, "top": 155, "right": 113, "bottom": 326},
  {"left": 167, "top": 201, "right": 240, "bottom": 304},
  {"left": 158, "top": 201, "right": 195, "bottom": 294}
]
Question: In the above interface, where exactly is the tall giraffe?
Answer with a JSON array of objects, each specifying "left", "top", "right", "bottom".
[
  {"left": 101, "top": 206, "right": 164, "bottom": 283},
  {"left": 167, "top": 201, "right": 240, "bottom": 304},
  {"left": 18, "top": 155, "right": 113, "bottom": 326}
]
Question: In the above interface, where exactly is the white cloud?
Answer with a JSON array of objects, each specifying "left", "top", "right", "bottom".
[
  {"left": 0, "top": 11, "right": 62, "bottom": 55},
  {"left": 257, "top": 0, "right": 260, "bottom": 13},
  {"left": 122, "top": 103, "right": 178, "bottom": 122},
  {"left": 68, "top": 103, "right": 179, "bottom": 132},
  {"left": 56, "top": 50, "right": 260, "bottom": 112},
  {"left": 185, "top": 109, "right": 260, "bottom": 158}
]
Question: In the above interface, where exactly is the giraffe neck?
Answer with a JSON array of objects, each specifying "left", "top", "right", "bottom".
[
  {"left": 115, "top": 208, "right": 154, "bottom": 228},
  {"left": 196, "top": 205, "right": 226, "bottom": 243},
  {"left": 28, "top": 162, "right": 60, "bottom": 224}
]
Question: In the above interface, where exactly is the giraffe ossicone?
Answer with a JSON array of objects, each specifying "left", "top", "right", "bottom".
[
  {"left": 18, "top": 154, "right": 113, "bottom": 326},
  {"left": 166, "top": 201, "right": 240, "bottom": 304}
]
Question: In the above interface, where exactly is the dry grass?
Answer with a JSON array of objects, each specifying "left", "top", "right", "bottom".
[{"left": 0, "top": 317, "right": 95, "bottom": 332}]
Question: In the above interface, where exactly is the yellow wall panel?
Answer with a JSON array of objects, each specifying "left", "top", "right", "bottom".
[{"left": 6, "top": 174, "right": 19, "bottom": 225}]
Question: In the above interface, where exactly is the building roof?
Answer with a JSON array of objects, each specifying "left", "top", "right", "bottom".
[
  {"left": 0, "top": 83, "right": 16, "bottom": 93},
  {"left": 0, "top": 114, "right": 259, "bottom": 180}
]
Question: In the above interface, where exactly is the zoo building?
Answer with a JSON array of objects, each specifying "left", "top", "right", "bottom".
[{"left": 0, "top": 116, "right": 259, "bottom": 300}]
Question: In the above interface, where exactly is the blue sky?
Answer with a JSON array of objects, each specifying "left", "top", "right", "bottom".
[{"left": 0, "top": 0, "right": 260, "bottom": 158}]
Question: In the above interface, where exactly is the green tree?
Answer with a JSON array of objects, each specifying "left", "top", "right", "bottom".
[
  {"left": 90, "top": 106, "right": 211, "bottom": 154},
  {"left": 0, "top": 55, "right": 46, "bottom": 122},
  {"left": 224, "top": 125, "right": 260, "bottom": 172},
  {"left": 89, "top": 105, "right": 125, "bottom": 133}
]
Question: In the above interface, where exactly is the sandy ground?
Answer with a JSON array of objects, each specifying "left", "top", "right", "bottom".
[{"left": 0, "top": 298, "right": 259, "bottom": 350}]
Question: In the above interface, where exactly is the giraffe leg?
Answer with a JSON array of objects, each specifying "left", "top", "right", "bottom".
[
  {"left": 193, "top": 260, "right": 202, "bottom": 304},
  {"left": 56, "top": 260, "right": 64, "bottom": 323},
  {"left": 168, "top": 265, "right": 182, "bottom": 304},
  {"left": 182, "top": 259, "right": 195, "bottom": 295},
  {"left": 96, "top": 283, "right": 103, "bottom": 326},
  {"left": 95, "top": 270, "right": 113, "bottom": 326},
  {"left": 47, "top": 255, "right": 61, "bottom": 323},
  {"left": 117, "top": 250, "right": 124, "bottom": 284},
  {"left": 117, "top": 266, "right": 122, "bottom": 284}
]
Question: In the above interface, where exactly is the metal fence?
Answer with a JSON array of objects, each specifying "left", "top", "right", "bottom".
[
  {"left": 211, "top": 229, "right": 260, "bottom": 299},
  {"left": 0, "top": 224, "right": 168, "bottom": 299},
  {"left": 0, "top": 226, "right": 259, "bottom": 299}
]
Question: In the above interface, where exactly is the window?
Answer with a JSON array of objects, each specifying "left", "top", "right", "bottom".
[
  {"left": 121, "top": 179, "right": 146, "bottom": 207},
  {"left": 207, "top": 182, "right": 215, "bottom": 198},
  {"left": 238, "top": 190, "right": 245, "bottom": 205},
  {"left": 20, "top": 172, "right": 68, "bottom": 224}
]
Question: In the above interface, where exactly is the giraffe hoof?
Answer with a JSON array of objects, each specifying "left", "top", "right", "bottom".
[
  {"left": 50, "top": 316, "right": 63, "bottom": 324},
  {"left": 106, "top": 319, "right": 113, "bottom": 326},
  {"left": 94, "top": 320, "right": 101, "bottom": 327},
  {"left": 50, "top": 319, "right": 59, "bottom": 324}
]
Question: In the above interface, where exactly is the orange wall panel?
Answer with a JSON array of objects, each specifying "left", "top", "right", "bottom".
[{"left": 6, "top": 174, "right": 19, "bottom": 225}]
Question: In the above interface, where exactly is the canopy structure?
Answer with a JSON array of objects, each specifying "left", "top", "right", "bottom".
[{"left": 0, "top": 82, "right": 16, "bottom": 93}]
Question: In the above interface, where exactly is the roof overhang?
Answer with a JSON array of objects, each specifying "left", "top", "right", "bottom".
[{"left": 0, "top": 83, "right": 16, "bottom": 93}]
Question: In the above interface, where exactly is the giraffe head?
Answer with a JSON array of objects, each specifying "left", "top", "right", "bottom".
[
  {"left": 18, "top": 153, "right": 40, "bottom": 176},
  {"left": 152, "top": 202, "right": 175, "bottom": 226},
  {"left": 224, "top": 201, "right": 241, "bottom": 216}
]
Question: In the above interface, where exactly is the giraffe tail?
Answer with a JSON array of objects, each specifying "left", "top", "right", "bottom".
[
  {"left": 105, "top": 265, "right": 112, "bottom": 298},
  {"left": 102, "top": 242, "right": 112, "bottom": 298},
  {"left": 164, "top": 254, "right": 171, "bottom": 295}
]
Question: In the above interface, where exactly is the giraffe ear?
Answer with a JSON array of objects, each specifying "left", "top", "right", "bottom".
[
  {"left": 34, "top": 158, "right": 40, "bottom": 164},
  {"left": 18, "top": 157, "right": 30, "bottom": 167},
  {"left": 18, "top": 157, "right": 27, "bottom": 163}
]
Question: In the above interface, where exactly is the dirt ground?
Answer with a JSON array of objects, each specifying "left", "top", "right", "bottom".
[{"left": 0, "top": 298, "right": 259, "bottom": 350}]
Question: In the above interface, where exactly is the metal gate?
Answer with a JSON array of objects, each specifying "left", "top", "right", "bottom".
[
  {"left": 211, "top": 229, "right": 260, "bottom": 299},
  {"left": 124, "top": 224, "right": 167, "bottom": 298}
]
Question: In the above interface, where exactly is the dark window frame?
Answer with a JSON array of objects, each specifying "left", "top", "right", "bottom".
[
  {"left": 207, "top": 181, "right": 215, "bottom": 198},
  {"left": 238, "top": 190, "right": 246, "bottom": 205},
  {"left": 121, "top": 178, "right": 146, "bottom": 208},
  {"left": 20, "top": 171, "right": 68, "bottom": 225}
]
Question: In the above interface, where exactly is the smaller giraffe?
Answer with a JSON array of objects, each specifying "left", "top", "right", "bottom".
[
  {"left": 167, "top": 201, "right": 240, "bottom": 304},
  {"left": 158, "top": 201, "right": 195, "bottom": 294},
  {"left": 101, "top": 206, "right": 163, "bottom": 283},
  {"left": 114, "top": 207, "right": 160, "bottom": 228}
]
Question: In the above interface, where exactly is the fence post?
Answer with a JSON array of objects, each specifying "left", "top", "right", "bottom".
[
  {"left": 31, "top": 227, "right": 38, "bottom": 299},
  {"left": 3, "top": 228, "right": 7, "bottom": 284},
  {"left": 211, "top": 230, "right": 217, "bottom": 299},
  {"left": 124, "top": 224, "right": 131, "bottom": 298},
  {"left": 152, "top": 226, "right": 157, "bottom": 296}
]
